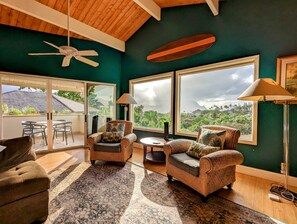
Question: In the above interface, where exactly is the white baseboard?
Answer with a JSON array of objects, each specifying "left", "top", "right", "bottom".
[
  {"left": 133, "top": 142, "right": 297, "bottom": 187},
  {"left": 237, "top": 165, "right": 297, "bottom": 187}
]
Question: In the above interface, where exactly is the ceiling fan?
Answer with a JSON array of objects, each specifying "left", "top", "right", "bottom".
[{"left": 28, "top": 0, "right": 99, "bottom": 67}]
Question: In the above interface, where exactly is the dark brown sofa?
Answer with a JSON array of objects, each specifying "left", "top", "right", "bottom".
[{"left": 0, "top": 136, "right": 50, "bottom": 224}]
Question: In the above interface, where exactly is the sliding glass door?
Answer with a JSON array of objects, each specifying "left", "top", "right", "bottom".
[
  {"left": 0, "top": 74, "right": 48, "bottom": 152},
  {"left": 51, "top": 80, "right": 85, "bottom": 150},
  {"left": 0, "top": 72, "right": 116, "bottom": 152}
]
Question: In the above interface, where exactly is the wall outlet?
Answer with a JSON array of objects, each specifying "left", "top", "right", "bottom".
[{"left": 280, "top": 162, "right": 286, "bottom": 174}]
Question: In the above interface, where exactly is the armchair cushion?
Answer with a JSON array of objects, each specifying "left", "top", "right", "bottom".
[
  {"left": 198, "top": 128, "right": 226, "bottom": 149},
  {"left": 94, "top": 142, "right": 121, "bottom": 153},
  {"left": 169, "top": 153, "right": 200, "bottom": 176},
  {"left": 186, "top": 142, "right": 220, "bottom": 159},
  {"left": 106, "top": 122, "right": 125, "bottom": 133},
  {"left": 101, "top": 132, "right": 124, "bottom": 143}
]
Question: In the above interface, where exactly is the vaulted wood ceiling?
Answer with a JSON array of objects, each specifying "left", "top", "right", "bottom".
[{"left": 0, "top": 0, "right": 218, "bottom": 51}]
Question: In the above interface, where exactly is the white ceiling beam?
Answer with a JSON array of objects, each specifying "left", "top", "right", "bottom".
[
  {"left": 205, "top": 0, "right": 219, "bottom": 16},
  {"left": 133, "top": 0, "right": 161, "bottom": 21},
  {"left": 0, "top": 0, "right": 125, "bottom": 52}
]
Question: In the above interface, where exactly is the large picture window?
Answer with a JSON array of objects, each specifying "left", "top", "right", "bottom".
[
  {"left": 130, "top": 72, "right": 174, "bottom": 132},
  {"left": 176, "top": 55, "right": 259, "bottom": 145}
]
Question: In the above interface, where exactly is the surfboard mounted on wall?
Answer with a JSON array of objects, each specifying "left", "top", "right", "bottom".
[{"left": 147, "top": 33, "right": 216, "bottom": 62}]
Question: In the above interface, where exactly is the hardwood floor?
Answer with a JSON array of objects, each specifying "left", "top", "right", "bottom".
[{"left": 37, "top": 147, "right": 297, "bottom": 224}]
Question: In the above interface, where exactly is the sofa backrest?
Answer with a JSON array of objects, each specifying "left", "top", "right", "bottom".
[
  {"left": 197, "top": 125, "right": 240, "bottom": 150},
  {"left": 0, "top": 136, "right": 35, "bottom": 172}
]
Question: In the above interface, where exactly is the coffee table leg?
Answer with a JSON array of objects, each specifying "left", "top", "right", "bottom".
[{"left": 143, "top": 145, "right": 147, "bottom": 163}]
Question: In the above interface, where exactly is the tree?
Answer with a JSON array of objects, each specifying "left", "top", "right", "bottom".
[
  {"left": 8, "top": 107, "right": 22, "bottom": 115},
  {"left": 56, "top": 90, "right": 83, "bottom": 103},
  {"left": 2, "top": 103, "right": 8, "bottom": 113},
  {"left": 22, "top": 106, "right": 37, "bottom": 114},
  {"left": 87, "top": 86, "right": 103, "bottom": 109},
  {"left": 18, "top": 87, "right": 45, "bottom": 92},
  {"left": 134, "top": 105, "right": 144, "bottom": 125}
]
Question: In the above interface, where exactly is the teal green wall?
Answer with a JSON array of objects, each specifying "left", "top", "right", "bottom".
[
  {"left": 0, "top": 24, "right": 122, "bottom": 118},
  {"left": 122, "top": 0, "right": 297, "bottom": 176}
]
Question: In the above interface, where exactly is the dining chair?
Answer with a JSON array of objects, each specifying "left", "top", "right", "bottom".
[
  {"left": 53, "top": 120, "right": 74, "bottom": 145},
  {"left": 21, "top": 121, "right": 47, "bottom": 145}
]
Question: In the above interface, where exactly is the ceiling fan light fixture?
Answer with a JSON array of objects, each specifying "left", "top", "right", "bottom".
[{"left": 28, "top": 0, "right": 99, "bottom": 68}]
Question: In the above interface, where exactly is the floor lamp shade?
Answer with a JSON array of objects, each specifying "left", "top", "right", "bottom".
[
  {"left": 238, "top": 78, "right": 294, "bottom": 101},
  {"left": 116, "top": 93, "right": 137, "bottom": 120},
  {"left": 238, "top": 78, "right": 293, "bottom": 191}
]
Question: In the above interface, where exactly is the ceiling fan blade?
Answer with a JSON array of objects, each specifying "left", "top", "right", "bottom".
[
  {"left": 75, "top": 55, "right": 99, "bottom": 67},
  {"left": 62, "top": 56, "right": 71, "bottom": 67},
  {"left": 76, "top": 50, "right": 98, "bottom": 56},
  {"left": 43, "top": 40, "right": 63, "bottom": 50},
  {"left": 28, "top": 53, "right": 63, "bottom": 56}
]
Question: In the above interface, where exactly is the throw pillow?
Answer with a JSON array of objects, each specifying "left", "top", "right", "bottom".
[
  {"left": 198, "top": 128, "right": 226, "bottom": 149},
  {"left": 101, "top": 132, "right": 124, "bottom": 143},
  {"left": 186, "top": 142, "right": 220, "bottom": 159},
  {"left": 106, "top": 123, "right": 125, "bottom": 133}
]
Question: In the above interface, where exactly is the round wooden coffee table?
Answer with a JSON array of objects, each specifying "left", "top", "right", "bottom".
[{"left": 140, "top": 137, "right": 167, "bottom": 163}]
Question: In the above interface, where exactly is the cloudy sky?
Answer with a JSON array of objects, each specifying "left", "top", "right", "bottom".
[
  {"left": 133, "top": 78, "right": 171, "bottom": 113},
  {"left": 180, "top": 64, "right": 254, "bottom": 111},
  {"left": 133, "top": 63, "right": 254, "bottom": 113}
]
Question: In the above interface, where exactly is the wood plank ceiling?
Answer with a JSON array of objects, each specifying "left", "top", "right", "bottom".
[{"left": 0, "top": 0, "right": 211, "bottom": 50}]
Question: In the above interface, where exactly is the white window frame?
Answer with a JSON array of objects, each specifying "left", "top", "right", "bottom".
[
  {"left": 129, "top": 72, "right": 174, "bottom": 133},
  {"left": 175, "top": 55, "right": 259, "bottom": 145}
]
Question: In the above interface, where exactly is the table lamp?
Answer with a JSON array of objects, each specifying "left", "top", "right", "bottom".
[
  {"left": 116, "top": 93, "right": 137, "bottom": 120},
  {"left": 238, "top": 78, "right": 295, "bottom": 200}
]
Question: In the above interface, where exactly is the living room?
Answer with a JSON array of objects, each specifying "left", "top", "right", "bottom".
[{"left": 0, "top": 0, "right": 297, "bottom": 223}]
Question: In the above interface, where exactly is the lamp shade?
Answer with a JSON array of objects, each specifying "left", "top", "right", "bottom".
[
  {"left": 238, "top": 78, "right": 294, "bottom": 101},
  {"left": 116, "top": 93, "right": 137, "bottom": 104}
]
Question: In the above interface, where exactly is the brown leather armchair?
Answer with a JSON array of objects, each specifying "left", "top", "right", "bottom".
[
  {"left": 87, "top": 120, "right": 137, "bottom": 166},
  {"left": 164, "top": 125, "right": 244, "bottom": 200}
]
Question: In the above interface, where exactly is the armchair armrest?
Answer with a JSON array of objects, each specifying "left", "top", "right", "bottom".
[
  {"left": 0, "top": 136, "right": 34, "bottom": 172},
  {"left": 164, "top": 139, "right": 194, "bottom": 156},
  {"left": 87, "top": 132, "right": 103, "bottom": 149},
  {"left": 121, "top": 133, "right": 137, "bottom": 148},
  {"left": 200, "top": 150, "right": 244, "bottom": 173}
]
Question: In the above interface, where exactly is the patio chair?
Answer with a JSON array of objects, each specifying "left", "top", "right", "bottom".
[
  {"left": 21, "top": 121, "right": 47, "bottom": 145},
  {"left": 53, "top": 120, "right": 74, "bottom": 145}
]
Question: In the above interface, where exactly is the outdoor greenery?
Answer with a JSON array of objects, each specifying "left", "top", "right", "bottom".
[
  {"left": 134, "top": 103, "right": 252, "bottom": 135},
  {"left": 134, "top": 105, "right": 171, "bottom": 129},
  {"left": 2, "top": 104, "right": 38, "bottom": 115},
  {"left": 22, "top": 106, "right": 37, "bottom": 114},
  {"left": 57, "top": 90, "right": 83, "bottom": 103},
  {"left": 180, "top": 103, "right": 252, "bottom": 135},
  {"left": 88, "top": 86, "right": 114, "bottom": 116}
]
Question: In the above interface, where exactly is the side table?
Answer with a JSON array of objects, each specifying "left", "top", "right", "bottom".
[{"left": 140, "top": 137, "right": 168, "bottom": 163}]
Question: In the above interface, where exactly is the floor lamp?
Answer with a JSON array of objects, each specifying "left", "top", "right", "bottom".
[
  {"left": 116, "top": 93, "right": 137, "bottom": 120},
  {"left": 238, "top": 78, "right": 295, "bottom": 200}
]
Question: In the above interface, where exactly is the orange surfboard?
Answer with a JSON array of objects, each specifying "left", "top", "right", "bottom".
[{"left": 147, "top": 33, "right": 216, "bottom": 62}]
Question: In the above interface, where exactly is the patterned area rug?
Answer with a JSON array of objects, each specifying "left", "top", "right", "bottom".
[{"left": 47, "top": 162, "right": 282, "bottom": 224}]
